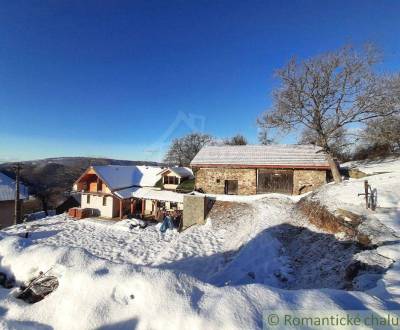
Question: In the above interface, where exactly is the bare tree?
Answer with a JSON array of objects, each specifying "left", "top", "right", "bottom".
[
  {"left": 164, "top": 133, "right": 214, "bottom": 166},
  {"left": 360, "top": 115, "right": 400, "bottom": 153},
  {"left": 224, "top": 134, "right": 248, "bottom": 145},
  {"left": 257, "top": 44, "right": 400, "bottom": 182},
  {"left": 257, "top": 127, "right": 274, "bottom": 145},
  {"left": 299, "top": 127, "right": 349, "bottom": 160}
]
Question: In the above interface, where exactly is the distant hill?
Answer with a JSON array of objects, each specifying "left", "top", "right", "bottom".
[{"left": 0, "top": 157, "right": 165, "bottom": 210}]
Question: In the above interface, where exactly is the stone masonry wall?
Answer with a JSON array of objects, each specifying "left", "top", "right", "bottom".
[
  {"left": 195, "top": 168, "right": 257, "bottom": 195},
  {"left": 195, "top": 167, "right": 327, "bottom": 195},
  {"left": 293, "top": 170, "right": 327, "bottom": 194}
]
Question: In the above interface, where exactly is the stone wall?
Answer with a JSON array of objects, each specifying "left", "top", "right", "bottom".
[
  {"left": 293, "top": 170, "right": 327, "bottom": 194},
  {"left": 195, "top": 167, "right": 328, "bottom": 195},
  {"left": 195, "top": 168, "right": 257, "bottom": 195}
]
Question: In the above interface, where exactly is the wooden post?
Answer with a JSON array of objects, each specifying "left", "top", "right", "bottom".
[
  {"left": 14, "top": 163, "right": 22, "bottom": 224},
  {"left": 141, "top": 199, "right": 145, "bottom": 217},
  {"left": 119, "top": 199, "right": 123, "bottom": 219},
  {"left": 153, "top": 200, "right": 158, "bottom": 217},
  {"left": 364, "top": 180, "right": 369, "bottom": 209},
  {"left": 130, "top": 198, "right": 136, "bottom": 215},
  {"left": 97, "top": 177, "right": 101, "bottom": 192}
]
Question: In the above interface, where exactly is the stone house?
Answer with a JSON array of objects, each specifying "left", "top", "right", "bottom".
[
  {"left": 190, "top": 145, "right": 331, "bottom": 195},
  {"left": 0, "top": 172, "right": 28, "bottom": 228}
]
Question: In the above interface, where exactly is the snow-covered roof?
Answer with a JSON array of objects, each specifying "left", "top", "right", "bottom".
[
  {"left": 0, "top": 172, "right": 29, "bottom": 201},
  {"left": 92, "top": 165, "right": 162, "bottom": 190},
  {"left": 159, "top": 167, "right": 194, "bottom": 178},
  {"left": 114, "top": 187, "right": 184, "bottom": 203},
  {"left": 191, "top": 145, "right": 330, "bottom": 168}
]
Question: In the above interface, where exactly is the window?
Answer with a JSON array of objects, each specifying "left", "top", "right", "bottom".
[
  {"left": 102, "top": 196, "right": 107, "bottom": 206},
  {"left": 164, "top": 176, "right": 179, "bottom": 185},
  {"left": 86, "top": 194, "right": 90, "bottom": 204},
  {"left": 224, "top": 180, "right": 238, "bottom": 195}
]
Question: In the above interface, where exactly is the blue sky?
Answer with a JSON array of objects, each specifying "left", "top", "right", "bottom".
[{"left": 0, "top": 0, "right": 399, "bottom": 162}]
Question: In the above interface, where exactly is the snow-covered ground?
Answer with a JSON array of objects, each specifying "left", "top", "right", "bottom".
[
  {"left": 0, "top": 158, "right": 399, "bottom": 329},
  {"left": 342, "top": 156, "right": 400, "bottom": 174}
]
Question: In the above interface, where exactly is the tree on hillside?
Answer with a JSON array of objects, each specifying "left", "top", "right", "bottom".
[
  {"left": 257, "top": 44, "right": 400, "bottom": 182},
  {"left": 224, "top": 134, "right": 248, "bottom": 145},
  {"left": 164, "top": 133, "right": 214, "bottom": 166},
  {"left": 361, "top": 115, "right": 400, "bottom": 153}
]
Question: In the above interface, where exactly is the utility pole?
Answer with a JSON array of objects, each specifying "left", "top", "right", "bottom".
[{"left": 14, "top": 163, "right": 22, "bottom": 224}]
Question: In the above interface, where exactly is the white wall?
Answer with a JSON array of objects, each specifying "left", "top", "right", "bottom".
[
  {"left": 81, "top": 194, "right": 115, "bottom": 218},
  {"left": 163, "top": 184, "right": 179, "bottom": 190},
  {"left": 144, "top": 199, "right": 153, "bottom": 214}
]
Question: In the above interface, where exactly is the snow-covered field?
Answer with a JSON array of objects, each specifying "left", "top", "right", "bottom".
[
  {"left": 0, "top": 158, "right": 399, "bottom": 329},
  {"left": 342, "top": 156, "right": 400, "bottom": 175}
]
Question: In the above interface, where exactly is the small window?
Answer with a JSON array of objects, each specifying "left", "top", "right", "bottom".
[
  {"left": 102, "top": 196, "right": 107, "bottom": 206},
  {"left": 224, "top": 180, "right": 238, "bottom": 195},
  {"left": 165, "top": 176, "right": 179, "bottom": 185},
  {"left": 86, "top": 194, "right": 90, "bottom": 204},
  {"left": 216, "top": 179, "right": 220, "bottom": 183}
]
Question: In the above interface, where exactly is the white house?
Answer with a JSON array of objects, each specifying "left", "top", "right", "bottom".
[
  {"left": 73, "top": 165, "right": 162, "bottom": 219},
  {"left": 72, "top": 165, "right": 189, "bottom": 220}
]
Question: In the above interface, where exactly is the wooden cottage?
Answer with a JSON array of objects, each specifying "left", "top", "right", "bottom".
[{"left": 191, "top": 145, "right": 331, "bottom": 195}]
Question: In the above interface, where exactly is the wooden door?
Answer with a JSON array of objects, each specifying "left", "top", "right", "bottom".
[
  {"left": 257, "top": 169, "right": 293, "bottom": 194},
  {"left": 224, "top": 180, "right": 238, "bottom": 195}
]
